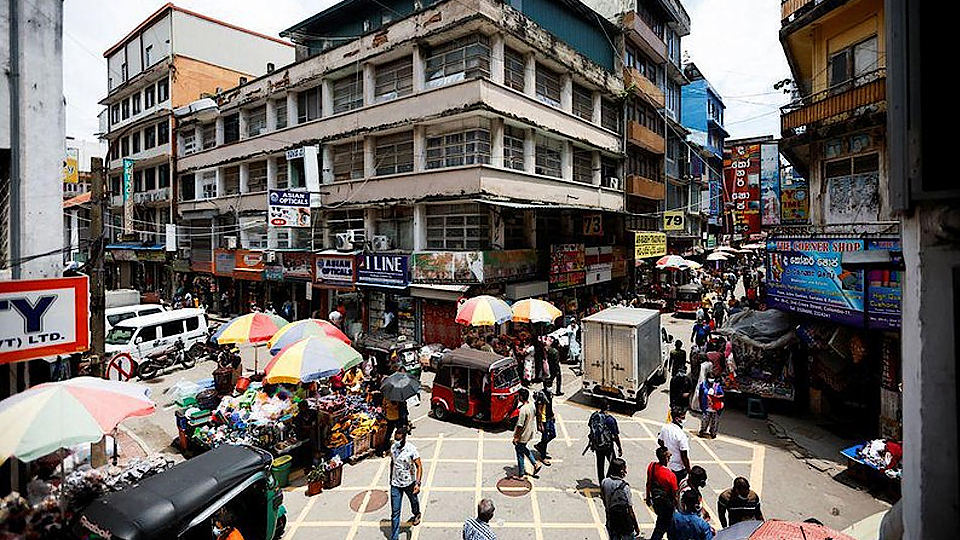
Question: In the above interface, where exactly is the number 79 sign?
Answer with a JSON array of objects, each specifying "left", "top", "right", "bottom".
[{"left": 663, "top": 211, "right": 685, "bottom": 231}]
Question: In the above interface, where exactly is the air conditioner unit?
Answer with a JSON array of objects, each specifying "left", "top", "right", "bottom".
[
  {"left": 224, "top": 235, "right": 238, "bottom": 249},
  {"left": 608, "top": 177, "right": 621, "bottom": 190},
  {"left": 346, "top": 229, "right": 366, "bottom": 246},
  {"left": 372, "top": 235, "right": 391, "bottom": 251},
  {"left": 334, "top": 232, "right": 352, "bottom": 251}
]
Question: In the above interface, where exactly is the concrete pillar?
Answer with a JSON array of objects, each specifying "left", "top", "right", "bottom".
[
  {"left": 561, "top": 141, "right": 573, "bottom": 182},
  {"left": 561, "top": 74, "right": 573, "bottom": 113},
  {"left": 490, "top": 33, "right": 505, "bottom": 85},
  {"left": 523, "top": 210, "right": 536, "bottom": 248},
  {"left": 286, "top": 92, "right": 298, "bottom": 125},
  {"left": 322, "top": 78, "right": 334, "bottom": 117},
  {"left": 491, "top": 206, "right": 504, "bottom": 249},
  {"left": 592, "top": 151, "right": 602, "bottom": 186},
  {"left": 413, "top": 204, "right": 427, "bottom": 251},
  {"left": 363, "top": 62, "right": 376, "bottom": 106},
  {"left": 413, "top": 125, "right": 427, "bottom": 172},
  {"left": 364, "top": 208, "right": 377, "bottom": 245},
  {"left": 239, "top": 162, "right": 250, "bottom": 193},
  {"left": 267, "top": 225, "right": 279, "bottom": 250},
  {"left": 266, "top": 100, "right": 277, "bottom": 132},
  {"left": 195, "top": 171, "right": 204, "bottom": 199},
  {"left": 491, "top": 118, "right": 505, "bottom": 168},
  {"left": 194, "top": 125, "right": 203, "bottom": 150},
  {"left": 238, "top": 109, "right": 248, "bottom": 139},
  {"left": 215, "top": 116, "right": 225, "bottom": 146},
  {"left": 267, "top": 157, "right": 278, "bottom": 189},
  {"left": 216, "top": 167, "right": 225, "bottom": 197},
  {"left": 523, "top": 53, "right": 536, "bottom": 96},
  {"left": 363, "top": 136, "right": 377, "bottom": 178},
  {"left": 413, "top": 45, "right": 425, "bottom": 93},
  {"left": 592, "top": 91, "right": 602, "bottom": 125},
  {"left": 322, "top": 144, "right": 334, "bottom": 184},
  {"left": 523, "top": 129, "right": 536, "bottom": 174}
]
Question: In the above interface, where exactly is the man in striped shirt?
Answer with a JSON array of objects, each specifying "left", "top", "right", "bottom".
[{"left": 463, "top": 498, "right": 498, "bottom": 540}]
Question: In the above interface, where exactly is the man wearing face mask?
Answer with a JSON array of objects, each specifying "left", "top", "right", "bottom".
[
  {"left": 389, "top": 426, "right": 423, "bottom": 540},
  {"left": 212, "top": 510, "right": 244, "bottom": 540},
  {"left": 717, "top": 477, "right": 763, "bottom": 527}
]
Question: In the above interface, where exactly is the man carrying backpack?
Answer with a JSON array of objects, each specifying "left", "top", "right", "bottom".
[
  {"left": 534, "top": 389, "right": 557, "bottom": 464},
  {"left": 587, "top": 398, "right": 623, "bottom": 486},
  {"left": 646, "top": 446, "right": 679, "bottom": 540},
  {"left": 601, "top": 457, "right": 640, "bottom": 540}
]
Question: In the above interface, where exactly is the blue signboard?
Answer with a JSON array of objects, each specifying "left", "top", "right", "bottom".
[
  {"left": 865, "top": 239, "right": 902, "bottom": 330},
  {"left": 357, "top": 253, "right": 409, "bottom": 288}
]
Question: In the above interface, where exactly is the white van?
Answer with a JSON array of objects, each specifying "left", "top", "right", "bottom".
[
  {"left": 105, "top": 304, "right": 166, "bottom": 333},
  {"left": 105, "top": 308, "right": 208, "bottom": 360}
]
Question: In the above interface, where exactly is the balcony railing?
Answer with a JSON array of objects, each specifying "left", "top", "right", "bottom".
[
  {"left": 781, "top": 71, "right": 885, "bottom": 133},
  {"left": 623, "top": 68, "right": 665, "bottom": 109},
  {"left": 622, "top": 11, "right": 667, "bottom": 64},
  {"left": 626, "top": 174, "right": 665, "bottom": 200},
  {"left": 781, "top": 0, "right": 816, "bottom": 22},
  {"left": 627, "top": 121, "right": 666, "bottom": 155}
]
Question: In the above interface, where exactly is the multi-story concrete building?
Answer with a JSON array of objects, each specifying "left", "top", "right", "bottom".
[
  {"left": 99, "top": 3, "right": 293, "bottom": 294},
  {"left": 174, "top": 0, "right": 628, "bottom": 344},
  {"left": 681, "top": 62, "right": 726, "bottom": 244}
]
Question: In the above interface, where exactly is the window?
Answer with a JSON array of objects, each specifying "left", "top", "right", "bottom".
[
  {"left": 121, "top": 63, "right": 128, "bottom": 82},
  {"left": 157, "top": 120, "right": 169, "bottom": 144},
  {"left": 426, "top": 125, "right": 490, "bottom": 169},
  {"left": 376, "top": 207, "right": 414, "bottom": 250},
  {"left": 223, "top": 166, "right": 240, "bottom": 195},
  {"left": 120, "top": 136, "right": 129, "bottom": 157},
  {"left": 573, "top": 149, "right": 592, "bottom": 184},
  {"left": 375, "top": 132, "right": 414, "bottom": 176},
  {"left": 247, "top": 105, "right": 266, "bottom": 136},
  {"left": 179, "top": 174, "right": 196, "bottom": 200},
  {"left": 185, "top": 316, "right": 200, "bottom": 332},
  {"left": 111, "top": 104, "right": 120, "bottom": 124},
  {"left": 248, "top": 161, "right": 267, "bottom": 192},
  {"left": 425, "top": 35, "right": 491, "bottom": 88},
  {"left": 332, "top": 141, "right": 364, "bottom": 181},
  {"left": 375, "top": 57, "right": 413, "bottom": 102},
  {"left": 202, "top": 123, "right": 216, "bottom": 149},
  {"left": 426, "top": 203, "right": 489, "bottom": 250},
  {"left": 200, "top": 171, "right": 218, "bottom": 199},
  {"left": 601, "top": 99, "right": 620, "bottom": 133},
  {"left": 275, "top": 156, "right": 288, "bottom": 188},
  {"left": 573, "top": 84, "right": 594, "bottom": 121},
  {"left": 289, "top": 157, "right": 305, "bottom": 188},
  {"left": 158, "top": 164, "right": 170, "bottom": 188},
  {"left": 535, "top": 64, "right": 561, "bottom": 107},
  {"left": 144, "top": 85, "right": 155, "bottom": 109},
  {"left": 504, "top": 48, "right": 525, "bottom": 92},
  {"left": 157, "top": 79, "right": 169, "bottom": 102},
  {"left": 132, "top": 93, "right": 141, "bottom": 115},
  {"left": 240, "top": 216, "right": 267, "bottom": 249},
  {"left": 828, "top": 35, "right": 879, "bottom": 92},
  {"left": 144, "top": 45, "right": 153, "bottom": 67},
  {"left": 503, "top": 125, "right": 525, "bottom": 171},
  {"left": 144, "top": 167, "right": 156, "bottom": 191},
  {"left": 332, "top": 74, "right": 363, "bottom": 114},
  {"left": 535, "top": 135, "right": 562, "bottom": 178},
  {"left": 131, "top": 132, "right": 140, "bottom": 154},
  {"left": 601, "top": 157, "right": 618, "bottom": 187},
  {"left": 137, "top": 325, "right": 158, "bottom": 343},
  {"left": 274, "top": 98, "right": 288, "bottom": 129},
  {"left": 121, "top": 98, "right": 130, "bottom": 120},
  {"left": 824, "top": 152, "right": 880, "bottom": 222},
  {"left": 182, "top": 130, "right": 197, "bottom": 155},
  {"left": 144, "top": 125, "right": 156, "bottom": 149},
  {"left": 223, "top": 114, "right": 240, "bottom": 144},
  {"left": 297, "top": 86, "right": 322, "bottom": 123}
]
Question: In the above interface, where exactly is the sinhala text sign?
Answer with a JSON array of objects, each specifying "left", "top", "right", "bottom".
[{"left": 0, "top": 277, "right": 90, "bottom": 364}]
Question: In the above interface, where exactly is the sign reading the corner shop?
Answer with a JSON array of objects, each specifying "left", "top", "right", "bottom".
[{"left": 0, "top": 277, "right": 89, "bottom": 364}]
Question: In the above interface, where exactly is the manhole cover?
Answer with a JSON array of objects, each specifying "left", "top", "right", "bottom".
[
  {"left": 496, "top": 477, "right": 532, "bottom": 497},
  {"left": 349, "top": 489, "right": 389, "bottom": 513}
]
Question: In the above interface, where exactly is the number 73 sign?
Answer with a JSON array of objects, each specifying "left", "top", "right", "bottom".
[{"left": 663, "top": 211, "right": 685, "bottom": 231}]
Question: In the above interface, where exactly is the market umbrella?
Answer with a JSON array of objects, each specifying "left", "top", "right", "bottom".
[
  {"left": 512, "top": 299, "right": 563, "bottom": 324},
  {"left": 714, "top": 246, "right": 740, "bottom": 253},
  {"left": 0, "top": 377, "right": 155, "bottom": 463},
  {"left": 656, "top": 255, "right": 689, "bottom": 269},
  {"left": 742, "top": 243, "right": 766, "bottom": 250},
  {"left": 456, "top": 295, "right": 512, "bottom": 326},
  {"left": 264, "top": 336, "right": 364, "bottom": 384},
  {"left": 269, "top": 319, "right": 351, "bottom": 355},
  {"left": 748, "top": 520, "right": 857, "bottom": 540},
  {"left": 706, "top": 252, "right": 732, "bottom": 261},
  {"left": 381, "top": 372, "right": 421, "bottom": 402},
  {"left": 683, "top": 260, "right": 703, "bottom": 270},
  {"left": 211, "top": 312, "right": 289, "bottom": 345}
]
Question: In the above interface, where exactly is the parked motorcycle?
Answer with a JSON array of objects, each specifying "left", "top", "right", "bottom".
[{"left": 138, "top": 338, "right": 196, "bottom": 380}]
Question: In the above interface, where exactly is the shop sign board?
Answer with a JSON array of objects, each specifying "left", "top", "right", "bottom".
[
  {"left": 611, "top": 247, "right": 627, "bottom": 279},
  {"left": 779, "top": 169, "right": 810, "bottom": 224},
  {"left": 663, "top": 211, "right": 685, "bottom": 231},
  {"left": 280, "top": 252, "right": 314, "bottom": 280},
  {"left": 263, "top": 265, "right": 284, "bottom": 281},
  {"left": 111, "top": 249, "right": 138, "bottom": 262},
  {"left": 724, "top": 144, "right": 761, "bottom": 236},
  {"left": 268, "top": 190, "right": 311, "bottom": 228},
  {"left": 865, "top": 239, "right": 902, "bottom": 330},
  {"left": 708, "top": 178, "right": 720, "bottom": 225},
  {"left": 483, "top": 250, "right": 538, "bottom": 283},
  {"left": 214, "top": 249, "right": 236, "bottom": 276},
  {"left": 315, "top": 254, "right": 356, "bottom": 288},
  {"left": 760, "top": 142, "right": 781, "bottom": 226},
  {"left": 357, "top": 253, "right": 410, "bottom": 288},
  {"left": 583, "top": 213, "right": 603, "bottom": 236},
  {"left": 549, "top": 244, "right": 585, "bottom": 290},
  {"left": 632, "top": 231, "right": 667, "bottom": 260},
  {"left": 122, "top": 158, "right": 135, "bottom": 234},
  {"left": 233, "top": 250, "right": 264, "bottom": 281},
  {"left": 0, "top": 277, "right": 90, "bottom": 364},
  {"left": 412, "top": 252, "right": 484, "bottom": 284}
]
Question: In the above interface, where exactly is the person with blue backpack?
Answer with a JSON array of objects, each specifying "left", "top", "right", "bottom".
[{"left": 586, "top": 398, "right": 623, "bottom": 486}]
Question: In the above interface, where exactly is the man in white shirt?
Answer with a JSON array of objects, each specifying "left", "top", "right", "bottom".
[
  {"left": 657, "top": 406, "right": 691, "bottom": 483},
  {"left": 389, "top": 426, "right": 422, "bottom": 540}
]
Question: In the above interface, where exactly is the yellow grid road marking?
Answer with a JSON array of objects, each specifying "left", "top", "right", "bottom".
[
  {"left": 555, "top": 412, "right": 574, "bottom": 447},
  {"left": 410, "top": 433, "right": 444, "bottom": 540},
  {"left": 344, "top": 458, "right": 388, "bottom": 540}
]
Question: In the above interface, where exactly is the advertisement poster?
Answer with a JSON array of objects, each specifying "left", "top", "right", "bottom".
[
  {"left": 780, "top": 170, "right": 810, "bottom": 224},
  {"left": 724, "top": 144, "right": 761, "bottom": 236},
  {"left": 865, "top": 239, "right": 902, "bottom": 330},
  {"left": 268, "top": 190, "right": 311, "bottom": 228},
  {"left": 357, "top": 253, "right": 410, "bottom": 288},
  {"left": 0, "top": 277, "right": 89, "bottom": 364},
  {"left": 483, "top": 250, "right": 539, "bottom": 282},
  {"left": 63, "top": 147, "right": 79, "bottom": 184},
  {"left": 233, "top": 250, "right": 265, "bottom": 281},
  {"left": 760, "top": 142, "right": 781, "bottom": 226},
  {"left": 585, "top": 246, "right": 613, "bottom": 285},
  {"left": 708, "top": 178, "right": 720, "bottom": 225},
  {"left": 214, "top": 249, "right": 236, "bottom": 276},
  {"left": 281, "top": 252, "right": 314, "bottom": 280},
  {"left": 549, "top": 244, "right": 585, "bottom": 290},
  {"left": 633, "top": 231, "right": 667, "bottom": 260},
  {"left": 412, "top": 252, "right": 484, "bottom": 283},
  {"left": 315, "top": 254, "right": 356, "bottom": 288},
  {"left": 766, "top": 238, "right": 866, "bottom": 326}
]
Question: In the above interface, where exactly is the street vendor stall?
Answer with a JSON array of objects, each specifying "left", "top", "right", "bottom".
[{"left": 712, "top": 308, "right": 799, "bottom": 400}]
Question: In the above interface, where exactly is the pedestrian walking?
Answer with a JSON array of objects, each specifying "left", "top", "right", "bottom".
[
  {"left": 678, "top": 466, "right": 711, "bottom": 525},
  {"left": 712, "top": 300, "right": 726, "bottom": 328},
  {"left": 546, "top": 337, "right": 563, "bottom": 395},
  {"left": 668, "top": 489, "right": 713, "bottom": 540},
  {"left": 389, "top": 426, "right": 422, "bottom": 540},
  {"left": 657, "top": 406, "right": 691, "bottom": 483},
  {"left": 463, "top": 498, "right": 498, "bottom": 540},
  {"left": 600, "top": 457, "right": 640, "bottom": 540},
  {"left": 512, "top": 388, "right": 541, "bottom": 479},
  {"left": 690, "top": 360, "right": 712, "bottom": 414},
  {"left": 691, "top": 319, "right": 711, "bottom": 349},
  {"left": 717, "top": 477, "right": 763, "bottom": 527},
  {"left": 587, "top": 398, "right": 623, "bottom": 486},
  {"left": 646, "top": 447, "right": 678, "bottom": 540},
  {"left": 534, "top": 388, "right": 557, "bottom": 464},
  {"left": 669, "top": 340, "right": 687, "bottom": 378},
  {"left": 698, "top": 373, "right": 724, "bottom": 439},
  {"left": 669, "top": 369, "right": 693, "bottom": 411},
  {"left": 380, "top": 398, "right": 408, "bottom": 455}
]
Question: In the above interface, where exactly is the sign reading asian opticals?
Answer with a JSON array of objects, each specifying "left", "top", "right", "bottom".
[
  {"left": 315, "top": 254, "right": 356, "bottom": 289},
  {"left": 632, "top": 231, "right": 667, "bottom": 260},
  {"left": 268, "top": 190, "right": 311, "bottom": 228},
  {"left": 0, "top": 277, "right": 89, "bottom": 364}
]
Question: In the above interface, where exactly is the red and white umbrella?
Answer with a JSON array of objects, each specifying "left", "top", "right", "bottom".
[{"left": 656, "top": 255, "right": 688, "bottom": 269}]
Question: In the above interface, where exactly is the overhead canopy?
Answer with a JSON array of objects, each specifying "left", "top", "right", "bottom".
[
  {"left": 439, "top": 348, "right": 511, "bottom": 371},
  {"left": 714, "top": 309, "right": 796, "bottom": 350},
  {"left": 79, "top": 445, "right": 271, "bottom": 540}
]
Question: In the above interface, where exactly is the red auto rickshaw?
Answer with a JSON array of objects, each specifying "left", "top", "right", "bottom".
[
  {"left": 430, "top": 349, "right": 521, "bottom": 424},
  {"left": 675, "top": 283, "right": 704, "bottom": 317}
]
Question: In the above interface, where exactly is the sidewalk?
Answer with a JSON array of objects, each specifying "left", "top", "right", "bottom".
[{"left": 766, "top": 413, "right": 860, "bottom": 476}]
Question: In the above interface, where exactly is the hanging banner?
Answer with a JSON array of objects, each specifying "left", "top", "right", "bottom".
[
  {"left": 0, "top": 277, "right": 90, "bottom": 364},
  {"left": 760, "top": 142, "right": 781, "bottom": 226},
  {"left": 632, "top": 231, "right": 667, "bottom": 259},
  {"left": 268, "top": 190, "right": 311, "bottom": 228},
  {"left": 724, "top": 144, "right": 761, "bottom": 236},
  {"left": 122, "top": 158, "right": 135, "bottom": 235},
  {"left": 780, "top": 169, "right": 810, "bottom": 224},
  {"left": 63, "top": 147, "right": 79, "bottom": 184}
]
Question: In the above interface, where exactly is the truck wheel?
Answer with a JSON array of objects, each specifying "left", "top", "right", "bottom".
[
  {"left": 273, "top": 514, "right": 286, "bottom": 540},
  {"left": 635, "top": 385, "right": 649, "bottom": 410},
  {"left": 432, "top": 403, "right": 448, "bottom": 421}
]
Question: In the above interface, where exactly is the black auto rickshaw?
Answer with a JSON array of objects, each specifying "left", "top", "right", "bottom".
[
  {"left": 354, "top": 333, "right": 422, "bottom": 379},
  {"left": 75, "top": 444, "right": 286, "bottom": 540}
]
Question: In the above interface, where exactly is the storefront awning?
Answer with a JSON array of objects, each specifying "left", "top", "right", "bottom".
[
  {"left": 475, "top": 199, "right": 614, "bottom": 212},
  {"left": 106, "top": 243, "right": 165, "bottom": 251},
  {"left": 409, "top": 283, "right": 470, "bottom": 301}
]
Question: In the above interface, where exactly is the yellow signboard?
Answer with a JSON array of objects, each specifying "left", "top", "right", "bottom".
[
  {"left": 632, "top": 231, "right": 667, "bottom": 259},
  {"left": 663, "top": 211, "right": 685, "bottom": 231},
  {"left": 63, "top": 147, "right": 79, "bottom": 184}
]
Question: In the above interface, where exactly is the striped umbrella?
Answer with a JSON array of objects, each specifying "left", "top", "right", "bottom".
[
  {"left": 455, "top": 295, "right": 513, "bottom": 326},
  {"left": 268, "top": 319, "right": 350, "bottom": 355},
  {"left": 264, "top": 337, "right": 364, "bottom": 384},
  {"left": 0, "top": 377, "right": 155, "bottom": 463},
  {"left": 512, "top": 299, "right": 563, "bottom": 324},
  {"left": 656, "top": 255, "right": 688, "bottom": 269},
  {"left": 211, "top": 312, "right": 289, "bottom": 345}
]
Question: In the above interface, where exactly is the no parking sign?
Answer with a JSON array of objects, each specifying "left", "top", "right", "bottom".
[{"left": 106, "top": 352, "right": 137, "bottom": 381}]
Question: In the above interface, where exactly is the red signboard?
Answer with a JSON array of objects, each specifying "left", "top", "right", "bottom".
[
  {"left": 0, "top": 277, "right": 90, "bottom": 364},
  {"left": 234, "top": 250, "right": 265, "bottom": 281},
  {"left": 724, "top": 144, "right": 762, "bottom": 236}
]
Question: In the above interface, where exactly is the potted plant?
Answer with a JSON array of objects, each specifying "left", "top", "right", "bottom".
[{"left": 306, "top": 462, "right": 325, "bottom": 496}]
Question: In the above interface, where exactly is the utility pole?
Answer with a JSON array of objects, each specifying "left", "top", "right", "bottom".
[{"left": 89, "top": 157, "right": 106, "bottom": 378}]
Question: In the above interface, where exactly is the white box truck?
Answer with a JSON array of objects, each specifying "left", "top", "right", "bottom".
[{"left": 581, "top": 306, "right": 668, "bottom": 408}]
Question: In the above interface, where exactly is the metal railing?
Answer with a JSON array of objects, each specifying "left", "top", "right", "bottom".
[{"left": 781, "top": 69, "right": 885, "bottom": 132}]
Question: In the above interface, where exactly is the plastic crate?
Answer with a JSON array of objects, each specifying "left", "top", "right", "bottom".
[
  {"left": 327, "top": 441, "right": 354, "bottom": 463},
  {"left": 353, "top": 432, "right": 372, "bottom": 456},
  {"left": 324, "top": 464, "right": 343, "bottom": 489}
]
